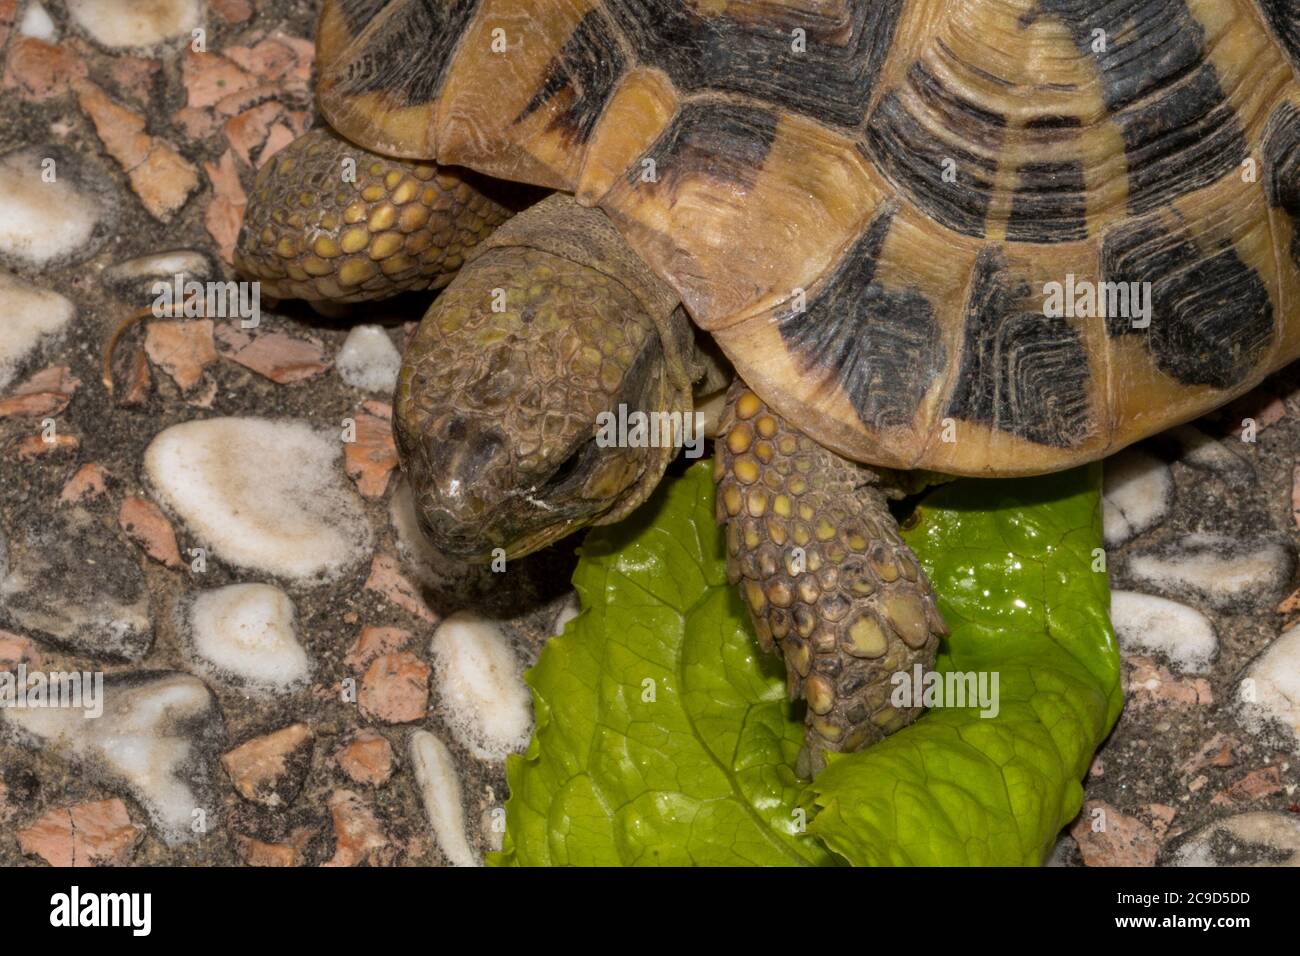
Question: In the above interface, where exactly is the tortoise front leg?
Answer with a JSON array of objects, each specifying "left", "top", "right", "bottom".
[
  {"left": 235, "top": 128, "right": 518, "bottom": 303},
  {"left": 714, "top": 384, "right": 946, "bottom": 776}
]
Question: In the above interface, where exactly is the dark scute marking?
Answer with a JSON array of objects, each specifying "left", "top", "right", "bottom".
[
  {"left": 337, "top": 0, "right": 392, "bottom": 34},
  {"left": 1029, "top": 0, "right": 1242, "bottom": 213},
  {"left": 907, "top": 62, "right": 1008, "bottom": 142},
  {"left": 1263, "top": 102, "right": 1300, "bottom": 209},
  {"left": 1262, "top": 101, "right": 1300, "bottom": 268},
  {"left": 945, "top": 247, "right": 1093, "bottom": 448},
  {"left": 776, "top": 206, "right": 945, "bottom": 430},
  {"left": 636, "top": 102, "right": 778, "bottom": 193},
  {"left": 603, "top": 0, "right": 903, "bottom": 127},
  {"left": 1009, "top": 114, "right": 1088, "bottom": 241},
  {"left": 1024, "top": 114, "right": 1083, "bottom": 129},
  {"left": 335, "top": 0, "right": 481, "bottom": 107},
  {"left": 1035, "top": 0, "right": 1203, "bottom": 110},
  {"left": 1007, "top": 112, "right": 1088, "bottom": 244},
  {"left": 1116, "top": 64, "right": 1247, "bottom": 213},
  {"left": 515, "top": 10, "right": 626, "bottom": 144},
  {"left": 1257, "top": 0, "right": 1300, "bottom": 72},
  {"left": 864, "top": 63, "right": 1006, "bottom": 238},
  {"left": 1034, "top": 0, "right": 1246, "bottom": 213},
  {"left": 1101, "top": 216, "right": 1274, "bottom": 388},
  {"left": 1007, "top": 160, "right": 1088, "bottom": 242}
]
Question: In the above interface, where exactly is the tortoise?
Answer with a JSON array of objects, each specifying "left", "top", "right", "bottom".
[{"left": 235, "top": 0, "right": 1300, "bottom": 774}]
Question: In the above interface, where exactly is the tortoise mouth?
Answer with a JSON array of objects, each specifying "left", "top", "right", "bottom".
[
  {"left": 414, "top": 490, "right": 589, "bottom": 564},
  {"left": 498, "top": 517, "right": 585, "bottom": 562}
]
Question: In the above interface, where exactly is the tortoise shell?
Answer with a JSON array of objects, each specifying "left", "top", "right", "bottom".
[{"left": 315, "top": 0, "right": 1300, "bottom": 477}]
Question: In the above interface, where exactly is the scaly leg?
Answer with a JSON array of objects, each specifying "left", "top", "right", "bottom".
[
  {"left": 235, "top": 128, "right": 520, "bottom": 303},
  {"left": 714, "top": 384, "right": 946, "bottom": 776}
]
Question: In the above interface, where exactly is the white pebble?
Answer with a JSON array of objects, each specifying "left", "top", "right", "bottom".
[
  {"left": 1171, "top": 812, "right": 1300, "bottom": 867},
  {"left": 336, "top": 325, "right": 402, "bottom": 393},
  {"left": 1102, "top": 447, "right": 1172, "bottom": 547},
  {"left": 1125, "top": 534, "right": 1293, "bottom": 611},
  {"left": 0, "top": 148, "right": 110, "bottom": 268},
  {"left": 0, "top": 270, "right": 74, "bottom": 389},
  {"left": 1166, "top": 424, "right": 1252, "bottom": 478},
  {"left": 1, "top": 673, "right": 222, "bottom": 845},
  {"left": 430, "top": 611, "right": 532, "bottom": 762},
  {"left": 65, "top": 0, "right": 202, "bottom": 49},
  {"left": 186, "top": 584, "right": 311, "bottom": 694},
  {"left": 408, "top": 730, "right": 479, "bottom": 867},
  {"left": 103, "top": 248, "right": 212, "bottom": 296},
  {"left": 19, "top": 2, "right": 57, "bottom": 40},
  {"left": 1238, "top": 623, "right": 1300, "bottom": 749},
  {"left": 144, "top": 418, "right": 373, "bottom": 582},
  {"left": 1110, "top": 590, "right": 1217, "bottom": 673},
  {"left": 1, "top": 507, "right": 152, "bottom": 661}
]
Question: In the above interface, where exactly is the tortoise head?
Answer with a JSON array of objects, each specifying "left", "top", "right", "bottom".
[{"left": 395, "top": 207, "right": 695, "bottom": 562}]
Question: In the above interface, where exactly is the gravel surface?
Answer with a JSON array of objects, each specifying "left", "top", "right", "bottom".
[{"left": 1, "top": 0, "right": 1298, "bottom": 868}]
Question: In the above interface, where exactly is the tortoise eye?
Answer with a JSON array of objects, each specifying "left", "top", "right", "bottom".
[{"left": 547, "top": 441, "right": 589, "bottom": 488}]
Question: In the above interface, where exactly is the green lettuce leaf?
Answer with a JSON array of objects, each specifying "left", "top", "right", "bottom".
[{"left": 494, "top": 461, "right": 1121, "bottom": 866}]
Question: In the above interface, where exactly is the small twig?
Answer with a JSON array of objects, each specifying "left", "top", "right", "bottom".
[{"left": 102, "top": 292, "right": 204, "bottom": 393}]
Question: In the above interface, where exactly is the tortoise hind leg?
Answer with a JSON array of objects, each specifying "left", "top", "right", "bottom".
[{"left": 714, "top": 384, "right": 946, "bottom": 776}]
